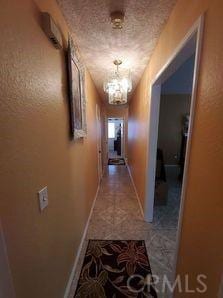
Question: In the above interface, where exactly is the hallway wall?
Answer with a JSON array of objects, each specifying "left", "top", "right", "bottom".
[
  {"left": 0, "top": 0, "right": 103, "bottom": 297},
  {"left": 128, "top": 0, "right": 223, "bottom": 296}
]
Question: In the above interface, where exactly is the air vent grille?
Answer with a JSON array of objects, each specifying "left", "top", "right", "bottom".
[{"left": 42, "top": 12, "right": 62, "bottom": 49}]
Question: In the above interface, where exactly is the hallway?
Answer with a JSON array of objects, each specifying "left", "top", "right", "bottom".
[
  {"left": 69, "top": 165, "right": 177, "bottom": 297},
  {"left": 1, "top": 0, "right": 223, "bottom": 297}
]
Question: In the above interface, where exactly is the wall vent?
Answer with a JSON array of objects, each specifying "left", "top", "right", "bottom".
[{"left": 42, "top": 12, "right": 62, "bottom": 49}]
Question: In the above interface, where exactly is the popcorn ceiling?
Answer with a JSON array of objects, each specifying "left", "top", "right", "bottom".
[{"left": 57, "top": 0, "right": 176, "bottom": 101}]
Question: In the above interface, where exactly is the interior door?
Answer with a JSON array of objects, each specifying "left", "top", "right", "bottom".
[{"left": 96, "top": 104, "right": 103, "bottom": 181}]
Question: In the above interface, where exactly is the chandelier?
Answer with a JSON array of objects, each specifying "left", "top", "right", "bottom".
[{"left": 103, "top": 60, "right": 132, "bottom": 105}]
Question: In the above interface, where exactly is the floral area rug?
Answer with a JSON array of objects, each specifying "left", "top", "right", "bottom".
[
  {"left": 108, "top": 158, "right": 125, "bottom": 165},
  {"left": 74, "top": 240, "right": 157, "bottom": 297}
]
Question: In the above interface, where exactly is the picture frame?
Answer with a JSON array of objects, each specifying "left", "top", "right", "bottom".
[{"left": 67, "top": 36, "right": 87, "bottom": 139}]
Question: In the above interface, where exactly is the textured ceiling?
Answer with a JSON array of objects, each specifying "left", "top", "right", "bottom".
[{"left": 57, "top": 0, "right": 177, "bottom": 102}]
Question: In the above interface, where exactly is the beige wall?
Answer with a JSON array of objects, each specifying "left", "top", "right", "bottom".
[
  {"left": 0, "top": 0, "right": 103, "bottom": 297},
  {"left": 128, "top": 0, "right": 223, "bottom": 296},
  {"left": 158, "top": 94, "right": 191, "bottom": 165}
]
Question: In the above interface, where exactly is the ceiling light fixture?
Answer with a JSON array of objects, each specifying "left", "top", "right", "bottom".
[
  {"left": 104, "top": 11, "right": 132, "bottom": 105},
  {"left": 110, "top": 11, "right": 125, "bottom": 29},
  {"left": 103, "top": 60, "right": 132, "bottom": 105}
]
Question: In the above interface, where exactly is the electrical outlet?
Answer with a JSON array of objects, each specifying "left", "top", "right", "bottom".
[{"left": 38, "top": 186, "right": 48, "bottom": 212}]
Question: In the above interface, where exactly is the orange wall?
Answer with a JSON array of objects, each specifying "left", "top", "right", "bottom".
[
  {"left": 0, "top": 0, "right": 102, "bottom": 297},
  {"left": 128, "top": 0, "right": 223, "bottom": 296}
]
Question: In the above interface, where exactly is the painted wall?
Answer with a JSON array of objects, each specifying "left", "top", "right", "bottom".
[
  {"left": 128, "top": 0, "right": 223, "bottom": 296},
  {"left": 0, "top": 0, "right": 103, "bottom": 297},
  {"left": 157, "top": 94, "right": 191, "bottom": 165},
  {"left": 162, "top": 54, "right": 195, "bottom": 94}
]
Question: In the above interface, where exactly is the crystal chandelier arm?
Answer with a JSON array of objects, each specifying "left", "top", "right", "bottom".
[{"left": 104, "top": 59, "right": 132, "bottom": 105}]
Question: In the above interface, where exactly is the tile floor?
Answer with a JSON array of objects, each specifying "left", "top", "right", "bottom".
[
  {"left": 68, "top": 165, "right": 181, "bottom": 297},
  {"left": 108, "top": 150, "right": 122, "bottom": 159}
]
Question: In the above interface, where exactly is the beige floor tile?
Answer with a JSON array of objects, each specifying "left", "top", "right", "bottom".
[{"left": 69, "top": 165, "right": 179, "bottom": 297}]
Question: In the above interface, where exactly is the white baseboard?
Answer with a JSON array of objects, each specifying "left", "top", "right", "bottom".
[
  {"left": 64, "top": 184, "right": 100, "bottom": 298},
  {"left": 126, "top": 164, "right": 144, "bottom": 219}
]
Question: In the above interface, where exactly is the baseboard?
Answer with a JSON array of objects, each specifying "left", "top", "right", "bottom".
[
  {"left": 126, "top": 164, "right": 144, "bottom": 219},
  {"left": 64, "top": 184, "right": 100, "bottom": 298}
]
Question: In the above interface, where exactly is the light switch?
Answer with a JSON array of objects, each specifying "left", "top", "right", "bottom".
[{"left": 38, "top": 186, "right": 48, "bottom": 212}]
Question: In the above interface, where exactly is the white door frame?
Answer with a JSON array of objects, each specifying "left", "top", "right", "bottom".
[
  {"left": 106, "top": 117, "right": 125, "bottom": 160},
  {"left": 104, "top": 116, "right": 108, "bottom": 163},
  {"left": 96, "top": 104, "right": 103, "bottom": 182},
  {"left": 144, "top": 14, "right": 204, "bottom": 286}
]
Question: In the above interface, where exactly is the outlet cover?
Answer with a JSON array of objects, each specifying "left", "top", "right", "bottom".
[{"left": 38, "top": 186, "right": 48, "bottom": 212}]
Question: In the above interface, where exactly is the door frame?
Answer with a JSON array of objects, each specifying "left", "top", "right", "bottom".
[
  {"left": 96, "top": 104, "right": 103, "bottom": 182},
  {"left": 144, "top": 14, "right": 204, "bottom": 283},
  {"left": 106, "top": 117, "right": 125, "bottom": 160}
]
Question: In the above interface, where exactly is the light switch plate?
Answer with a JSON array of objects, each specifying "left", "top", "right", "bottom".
[{"left": 38, "top": 186, "right": 48, "bottom": 212}]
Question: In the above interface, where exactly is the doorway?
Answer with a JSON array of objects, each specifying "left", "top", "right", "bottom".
[
  {"left": 155, "top": 53, "right": 195, "bottom": 207},
  {"left": 107, "top": 118, "right": 124, "bottom": 160},
  {"left": 144, "top": 15, "right": 204, "bottom": 287}
]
